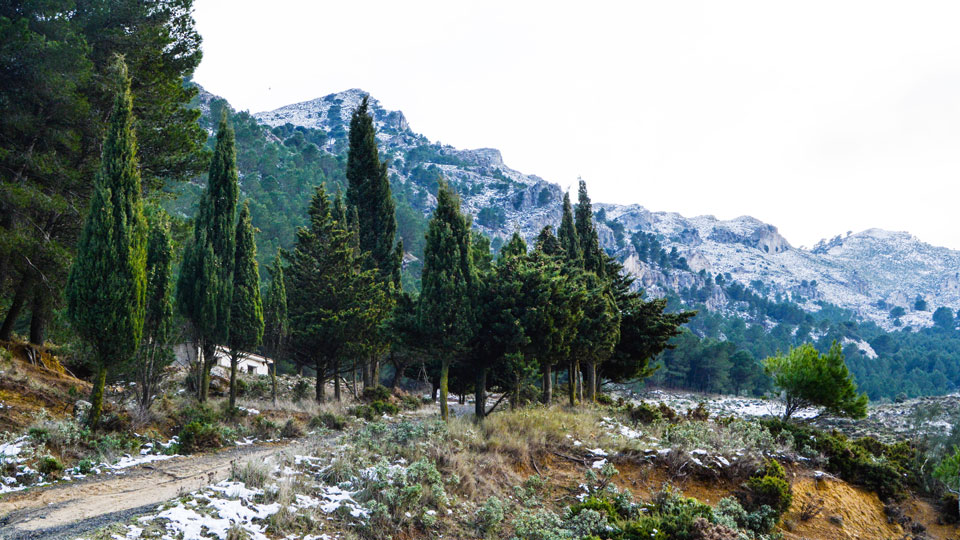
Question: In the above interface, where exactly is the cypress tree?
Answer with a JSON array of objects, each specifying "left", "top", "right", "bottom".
[
  {"left": 135, "top": 209, "right": 175, "bottom": 413},
  {"left": 346, "top": 96, "right": 398, "bottom": 279},
  {"left": 419, "top": 180, "right": 475, "bottom": 421},
  {"left": 575, "top": 178, "right": 604, "bottom": 276},
  {"left": 228, "top": 202, "right": 264, "bottom": 410},
  {"left": 535, "top": 225, "right": 564, "bottom": 257},
  {"left": 263, "top": 249, "right": 288, "bottom": 405},
  {"left": 177, "top": 111, "right": 239, "bottom": 401},
  {"left": 66, "top": 58, "right": 147, "bottom": 428},
  {"left": 558, "top": 192, "right": 581, "bottom": 264}
]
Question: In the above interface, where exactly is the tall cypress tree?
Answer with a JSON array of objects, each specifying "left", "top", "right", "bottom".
[
  {"left": 558, "top": 192, "right": 581, "bottom": 264},
  {"left": 263, "top": 249, "right": 288, "bottom": 405},
  {"left": 177, "top": 110, "right": 238, "bottom": 401},
  {"left": 575, "top": 178, "right": 604, "bottom": 276},
  {"left": 135, "top": 208, "right": 175, "bottom": 413},
  {"left": 419, "top": 180, "right": 475, "bottom": 421},
  {"left": 66, "top": 58, "right": 147, "bottom": 428},
  {"left": 227, "top": 202, "right": 264, "bottom": 409},
  {"left": 346, "top": 96, "right": 398, "bottom": 387},
  {"left": 346, "top": 96, "right": 398, "bottom": 280}
]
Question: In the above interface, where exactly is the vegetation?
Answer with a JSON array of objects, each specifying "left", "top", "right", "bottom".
[{"left": 763, "top": 342, "right": 868, "bottom": 420}]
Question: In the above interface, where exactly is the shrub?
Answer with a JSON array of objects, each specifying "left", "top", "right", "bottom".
[
  {"left": 362, "top": 385, "right": 391, "bottom": 403},
  {"left": 37, "top": 455, "right": 64, "bottom": 476},
  {"left": 350, "top": 404, "right": 376, "bottom": 421},
  {"left": 280, "top": 419, "right": 304, "bottom": 439},
  {"left": 74, "top": 459, "right": 95, "bottom": 474},
  {"left": 292, "top": 379, "right": 310, "bottom": 402},
  {"left": 178, "top": 421, "right": 223, "bottom": 454},
  {"left": 509, "top": 508, "right": 568, "bottom": 540},
  {"left": 686, "top": 402, "right": 709, "bottom": 421},
  {"left": 629, "top": 402, "right": 662, "bottom": 424},
  {"left": 741, "top": 460, "right": 793, "bottom": 516},
  {"left": 372, "top": 400, "right": 399, "bottom": 416},
  {"left": 310, "top": 412, "right": 347, "bottom": 430},
  {"left": 595, "top": 393, "right": 614, "bottom": 406},
  {"left": 476, "top": 496, "right": 505, "bottom": 534},
  {"left": 252, "top": 416, "right": 279, "bottom": 440},
  {"left": 231, "top": 459, "right": 270, "bottom": 488}
]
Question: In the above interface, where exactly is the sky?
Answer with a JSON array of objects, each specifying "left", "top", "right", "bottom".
[{"left": 192, "top": 0, "right": 960, "bottom": 250}]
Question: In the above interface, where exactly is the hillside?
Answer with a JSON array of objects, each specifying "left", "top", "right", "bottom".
[{"left": 252, "top": 90, "right": 960, "bottom": 331}]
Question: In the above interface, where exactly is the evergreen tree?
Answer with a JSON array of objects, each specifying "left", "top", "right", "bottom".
[
  {"left": 557, "top": 192, "right": 581, "bottom": 264},
  {"left": 134, "top": 208, "right": 175, "bottom": 414},
  {"left": 227, "top": 202, "right": 264, "bottom": 410},
  {"left": 500, "top": 232, "right": 529, "bottom": 259},
  {"left": 535, "top": 225, "right": 564, "bottom": 257},
  {"left": 263, "top": 249, "right": 288, "bottom": 405},
  {"left": 764, "top": 341, "right": 868, "bottom": 421},
  {"left": 345, "top": 96, "right": 398, "bottom": 387},
  {"left": 65, "top": 58, "right": 147, "bottom": 428},
  {"left": 571, "top": 272, "right": 620, "bottom": 404},
  {"left": 419, "top": 180, "right": 475, "bottom": 421},
  {"left": 0, "top": 1, "right": 205, "bottom": 343},
  {"left": 575, "top": 179, "right": 604, "bottom": 276},
  {"left": 346, "top": 95, "right": 398, "bottom": 279},
  {"left": 177, "top": 111, "right": 238, "bottom": 401},
  {"left": 286, "top": 187, "right": 390, "bottom": 402}
]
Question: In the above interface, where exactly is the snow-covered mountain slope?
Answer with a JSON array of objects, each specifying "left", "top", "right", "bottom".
[{"left": 253, "top": 90, "right": 960, "bottom": 329}]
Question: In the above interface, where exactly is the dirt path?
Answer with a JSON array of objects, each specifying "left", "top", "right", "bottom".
[{"left": 0, "top": 440, "right": 312, "bottom": 540}]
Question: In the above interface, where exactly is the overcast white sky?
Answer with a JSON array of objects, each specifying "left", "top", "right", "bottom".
[{"left": 193, "top": 1, "right": 960, "bottom": 250}]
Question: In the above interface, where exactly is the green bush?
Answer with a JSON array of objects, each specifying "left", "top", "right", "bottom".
[
  {"left": 372, "top": 400, "right": 399, "bottom": 416},
  {"left": 37, "top": 455, "right": 64, "bottom": 476},
  {"left": 628, "top": 402, "right": 662, "bottom": 424},
  {"left": 310, "top": 412, "right": 347, "bottom": 430},
  {"left": 74, "top": 459, "right": 95, "bottom": 474},
  {"left": 350, "top": 404, "right": 375, "bottom": 421},
  {"left": 476, "top": 496, "right": 505, "bottom": 534},
  {"left": 292, "top": 379, "right": 310, "bottom": 402},
  {"left": 280, "top": 419, "right": 304, "bottom": 439},
  {"left": 362, "top": 385, "right": 391, "bottom": 402},
  {"left": 252, "top": 416, "right": 280, "bottom": 439},
  {"left": 178, "top": 421, "right": 224, "bottom": 454},
  {"left": 745, "top": 475, "right": 793, "bottom": 515},
  {"left": 595, "top": 393, "right": 614, "bottom": 406}
]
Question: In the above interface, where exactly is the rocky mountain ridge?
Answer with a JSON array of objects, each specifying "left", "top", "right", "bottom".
[{"left": 250, "top": 89, "right": 959, "bottom": 330}]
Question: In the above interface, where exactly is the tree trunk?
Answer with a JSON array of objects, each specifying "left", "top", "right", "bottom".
[
  {"left": 372, "top": 357, "right": 380, "bottom": 387},
  {"left": 88, "top": 363, "right": 107, "bottom": 429},
  {"left": 0, "top": 273, "right": 32, "bottom": 341},
  {"left": 228, "top": 350, "right": 239, "bottom": 410},
  {"left": 271, "top": 356, "right": 277, "bottom": 406},
  {"left": 576, "top": 360, "right": 583, "bottom": 403},
  {"left": 568, "top": 360, "right": 577, "bottom": 406},
  {"left": 439, "top": 359, "right": 450, "bottom": 421},
  {"left": 542, "top": 365, "right": 553, "bottom": 404},
  {"left": 28, "top": 284, "right": 49, "bottom": 346},
  {"left": 362, "top": 358, "right": 373, "bottom": 389},
  {"left": 334, "top": 357, "right": 341, "bottom": 402},
  {"left": 200, "top": 342, "right": 217, "bottom": 402},
  {"left": 315, "top": 361, "right": 326, "bottom": 403},
  {"left": 475, "top": 367, "right": 487, "bottom": 420},
  {"left": 431, "top": 383, "right": 438, "bottom": 401},
  {"left": 585, "top": 361, "right": 597, "bottom": 403},
  {"left": 511, "top": 373, "right": 520, "bottom": 410}
]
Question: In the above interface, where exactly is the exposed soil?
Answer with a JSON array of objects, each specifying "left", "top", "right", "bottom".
[{"left": 0, "top": 439, "right": 310, "bottom": 540}]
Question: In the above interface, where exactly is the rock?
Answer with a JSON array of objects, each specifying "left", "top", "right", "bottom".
[
  {"left": 73, "top": 400, "right": 91, "bottom": 421},
  {"left": 828, "top": 514, "right": 844, "bottom": 526}
]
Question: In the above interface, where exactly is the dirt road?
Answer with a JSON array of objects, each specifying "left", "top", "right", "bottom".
[{"left": 0, "top": 440, "right": 310, "bottom": 540}]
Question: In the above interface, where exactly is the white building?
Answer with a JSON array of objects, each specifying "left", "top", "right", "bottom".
[{"left": 173, "top": 344, "right": 273, "bottom": 376}]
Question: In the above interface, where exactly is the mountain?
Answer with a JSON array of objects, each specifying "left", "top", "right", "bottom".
[{"left": 251, "top": 89, "right": 960, "bottom": 330}]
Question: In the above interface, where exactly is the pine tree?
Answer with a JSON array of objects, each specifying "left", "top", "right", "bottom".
[
  {"left": 263, "top": 249, "right": 288, "bottom": 405},
  {"left": 177, "top": 111, "right": 239, "bottom": 401},
  {"left": 66, "top": 58, "right": 147, "bottom": 429},
  {"left": 575, "top": 179, "right": 604, "bottom": 276},
  {"left": 571, "top": 273, "right": 620, "bottom": 403},
  {"left": 419, "top": 180, "right": 476, "bottom": 421},
  {"left": 228, "top": 202, "right": 264, "bottom": 410},
  {"left": 135, "top": 208, "right": 175, "bottom": 413},
  {"left": 558, "top": 192, "right": 581, "bottom": 264}
]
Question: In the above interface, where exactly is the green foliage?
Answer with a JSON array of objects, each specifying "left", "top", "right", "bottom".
[
  {"left": 346, "top": 95, "right": 398, "bottom": 281},
  {"left": 743, "top": 460, "right": 793, "bottom": 516},
  {"left": 419, "top": 180, "right": 476, "bottom": 420},
  {"left": 477, "top": 496, "right": 506, "bottom": 534},
  {"left": 66, "top": 58, "right": 147, "bottom": 427},
  {"left": 310, "top": 412, "right": 348, "bottom": 431},
  {"left": 934, "top": 446, "right": 960, "bottom": 493},
  {"left": 37, "top": 455, "right": 64, "bottom": 476},
  {"left": 763, "top": 419, "right": 914, "bottom": 500},
  {"left": 574, "top": 179, "right": 604, "bottom": 276},
  {"left": 228, "top": 202, "right": 264, "bottom": 353},
  {"left": 764, "top": 341, "right": 868, "bottom": 420},
  {"left": 178, "top": 420, "right": 224, "bottom": 454}
]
